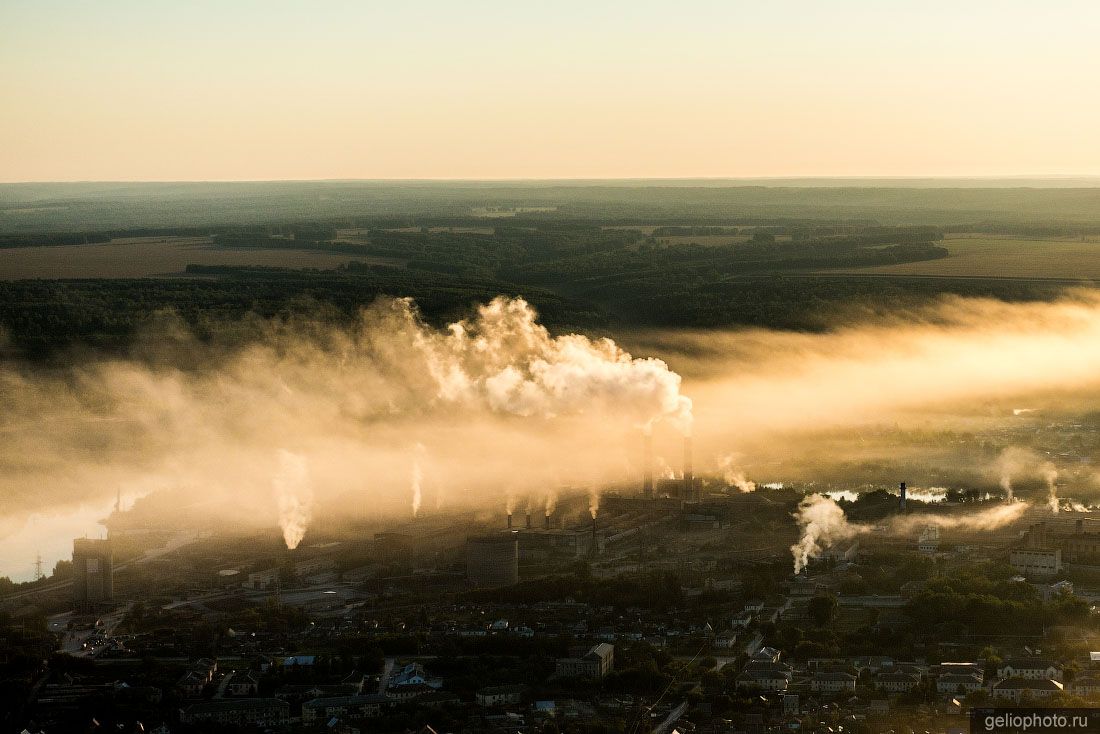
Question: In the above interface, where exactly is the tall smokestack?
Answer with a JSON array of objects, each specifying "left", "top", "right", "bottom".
[
  {"left": 507, "top": 513, "right": 513, "bottom": 530},
  {"left": 683, "top": 436, "right": 694, "bottom": 501},
  {"left": 899, "top": 482, "right": 907, "bottom": 512},
  {"left": 643, "top": 433, "right": 654, "bottom": 499},
  {"left": 591, "top": 515, "right": 597, "bottom": 556},
  {"left": 525, "top": 512, "right": 532, "bottom": 530},
  {"left": 544, "top": 513, "right": 551, "bottom": 530}
]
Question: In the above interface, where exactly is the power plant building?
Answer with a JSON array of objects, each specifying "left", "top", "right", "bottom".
[
  {"left": 73, "top": 538, "right": 114, "bottom": 609},
  {"left": 466, "top": 535, "right": 519, "bottom": 588}
]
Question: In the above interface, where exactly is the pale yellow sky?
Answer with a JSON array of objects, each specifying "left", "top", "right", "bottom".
[{"left": 2, "top": 0, "right": 1099, "bottom": 181}]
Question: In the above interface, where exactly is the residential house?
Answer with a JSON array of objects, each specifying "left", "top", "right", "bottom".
[
  {"left": 811, "top": 672, "right": 857, "bottom": 694},
  {"left": 477, "top": 684, "right": 528, "bottom": 707},
  {"left": 874, "top": 672, "right": 920, "bottom": 694},
  {"left": 937, "top": 673, "right": 984, "bottom": 695},
  {"left": 992, "top": 678, "right": 1063, "bottom": 702},
  {"left": 301, "top": 694, "right": 395, "bottom": 724},
  {"left": 180, "top": 698, "right": 290, "bottom": 726},
  {"left": 997, "top": 658, "right": 1063, "bottom": 681}
]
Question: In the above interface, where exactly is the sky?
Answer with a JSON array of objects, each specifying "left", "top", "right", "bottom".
[{"left": 2, "top": 0, "right": 1099, "bottom": 181}]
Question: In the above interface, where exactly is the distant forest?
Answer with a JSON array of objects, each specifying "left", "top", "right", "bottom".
[{"left": 0, "top": 182, "right": 1095, "bottom": 358}]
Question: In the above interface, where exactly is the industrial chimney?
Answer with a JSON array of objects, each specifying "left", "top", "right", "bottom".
[
  {"left": 507, "top": 513, "right": 513, "bottom": 530},
  {"left": 544, "top": 513, "right": 551, "bottom": 530},
  {"left": 683, "top": 436, "right": 695, "bottom": 501},
  {"left": 899, "top": 482, "right": 907, "bottom": 512},
  {"left": 525, "top": 512, "right": 532, "bottom": 530},
  {"left": 642, "top": 433, "right": 654, "bottom": 499}
]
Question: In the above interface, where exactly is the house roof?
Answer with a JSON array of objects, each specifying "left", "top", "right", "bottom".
[
  {"left": 994, "top": 678, "right": 1063, "bottom": 691},
  {"left": 478, "top": 684, "right": 528, "bottom": 696},
  {"left": 940, "top": 673, "right": 983, "bottom": 683},
  {"left": 303, "top": 694, "right": 391, "bottom": 709},
  {"left": 184, "top": 697, "right": 288, "bottom": 714},
  {"left": 876, "top": 673, "right": 918, "bottom": 682},
  {"left": 1000, "top": 658, "right": 1057, "bottom": 670}
]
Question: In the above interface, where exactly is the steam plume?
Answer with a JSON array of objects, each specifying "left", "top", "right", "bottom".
[
  {"left": 13, "top": 291, "right": 1100, "bottom": 577},
  {"left": 791, "top": 494, "right": 863, "bottom": 573},
  {"left": 273, "top": 450, "right": 312, "bottom": 550},
  {"left": 792, "top": 492, "right": 1032, "bottom": 572},
  {"left": 994, "top": 447, "right": 1058, "bottom": 508},
  {"left": 717, "top": 455, "right": 756, "bottom": 493},
  {"left": 422, "top": 297, "right": 692, "bottom": 430},
  {"left": 1042, "top": 464, "right": 1059, "bottom": 514},
  {"left": 411, "top": 443, "right": 425, "bottom": 517}
]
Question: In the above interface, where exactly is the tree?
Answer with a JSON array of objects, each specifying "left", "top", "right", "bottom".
[{"left": 808, "top": 594, "right": 838, "bottom": 628}]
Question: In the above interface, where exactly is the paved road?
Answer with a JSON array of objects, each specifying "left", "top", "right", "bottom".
[
  {"left": 379, "top": 658, "right": 395, "bottom": 694},
  {"left": 216, "top": 671, "right": 235, "bottom": 699}
]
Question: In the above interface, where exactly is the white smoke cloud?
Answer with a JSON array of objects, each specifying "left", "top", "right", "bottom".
[
  {"left": 891, "top": 501, "right": 1028, "bottom": 533},
  {"left": 654, "top": 457, "right": 676, "bottom": 481},
  {"left": 12, "top": 291, "right": 1100, "bottom": 576},
  {"left": 416, "top": 297, "right": 692, "bottom": 430},
  {"left": 411, "top": 442, "right": 425, "bottom": 517},
  {"left": 544, "top": 490, "right": 557, "bottom": 517},
  {"left": 1042, "top": 464, "right": 1059, "bottom": 514},
  {"left": 792, "top": 492, "right": 1032, "bottom": 572},
  {"left": 791, "top": 494, "right": 863, "bottom": 574},
  {"left": 273, "top": 450, "right": 312, "bottom": 550},
  {"left": 717, "top": 455, "right": 756, "bottom": 493},
  {"left": 994, "top": 447, "right": 1058, "bottom": 509},
  {"left": 0, "top": 296, "right": 697, "bottom": 552}
]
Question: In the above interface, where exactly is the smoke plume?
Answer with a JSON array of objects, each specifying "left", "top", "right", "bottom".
[
  {"left": 11, "top": 291, "right": 1100, "bottom": 576},
  {"left": 791, "top": 494, "right": 863, "bottom": 574},
  {"left": 411, "top": 443, "right": 425, "bottom": 517},
  {"left": 717, "top": 455, "right": 756, "bottom": 493},
  {"left": 273, "top": 450, "right": 312, "bottom": 550},
  {"left": 792, "top": 492, "right": 1032, "bottom": 572},
  {"left": 994, "top": 447, "right": 1058, "bottom": 508}
]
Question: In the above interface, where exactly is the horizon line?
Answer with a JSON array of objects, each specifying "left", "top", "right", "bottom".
[{"left": 5, "top": 173, "right": 1100, "bottom": 186}]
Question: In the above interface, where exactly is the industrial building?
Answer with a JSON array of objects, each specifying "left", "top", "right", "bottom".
[
  {"left": 465, "top": 534, "right": 519, "bottom": 588},
  {"left": 1010, "top": 547, "right": 1063, "bottom": 577},
  {"left": 72, "top": 538, "right": 113, "bottom": 609},
  {"left": 555, "top": 643, "right": 614, "bottom": 679}
]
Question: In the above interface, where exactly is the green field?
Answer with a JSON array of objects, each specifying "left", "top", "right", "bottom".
[
  {"left": 0, "top": 236, "right": 403, "bottom": 280},
  {"left": 836, "top": 235, "right": 1100, "bottom": 279}
]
